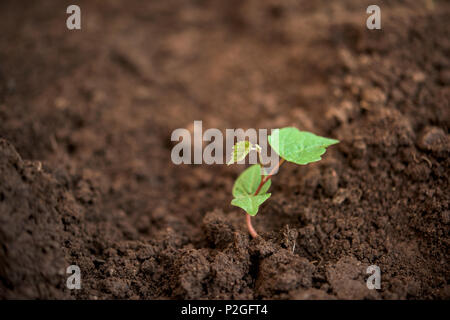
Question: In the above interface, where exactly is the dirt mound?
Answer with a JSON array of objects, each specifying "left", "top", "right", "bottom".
[{"left": 0, "top": 139, "right": 68, "bottom": 298}]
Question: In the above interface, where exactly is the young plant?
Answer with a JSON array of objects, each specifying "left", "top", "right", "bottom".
[{"left": 228, "top": 127, "right": 339, "bottom": 238}]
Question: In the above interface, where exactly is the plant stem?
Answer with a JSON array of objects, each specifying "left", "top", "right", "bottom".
[
  {"left": 254, "top": 158, "right": 285, "bottom": 195},
  {"left": 246, "top": 158, "right": 286, "bottom": 238},
  {"left": 246, "top": 214, "right": 258, "bottom": 238}
]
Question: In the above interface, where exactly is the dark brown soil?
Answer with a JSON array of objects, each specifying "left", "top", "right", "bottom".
[{"left": 0, "top": 0, "right": 449, "bottom": 299}]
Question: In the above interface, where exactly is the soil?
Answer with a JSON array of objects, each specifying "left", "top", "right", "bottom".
[{"left": 0, "top": 0, "right": 449, "bottom": 300}]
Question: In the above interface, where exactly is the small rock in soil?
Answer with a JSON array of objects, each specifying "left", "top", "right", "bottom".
[
  {"left": 321, "top": 168, "right": 339, "bottom": 197},
  {"left": 417, "top": 126, "right": 449, "bottom": 157}
]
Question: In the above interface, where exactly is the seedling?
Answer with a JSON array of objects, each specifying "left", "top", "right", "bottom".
[{"left": 228, "top": 127, "right": 339, "bottom": 238}]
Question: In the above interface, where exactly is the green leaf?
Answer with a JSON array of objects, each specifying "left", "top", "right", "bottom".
[
  {"left": 268, "top": 127, "right": 339, "bottom": 165},
  {"left": 231, "top": 164, "right": 271, "bottom": 216},
  {"left": 227, "top": 141, "right": 252, "bottom": 165},
  {"left": 231, "top": 194, "right": 271, "bottom": 216},
  {"left": 232, "top": 164, "right": 271, "bottom": 196}
]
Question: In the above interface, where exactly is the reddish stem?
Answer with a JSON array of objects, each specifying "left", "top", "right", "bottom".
[
  {"left": 246, "top": 158, "right": 286, "bottom": 238},
  {"left": 246, "top": 214, "right": 258, "bottom": 238}
]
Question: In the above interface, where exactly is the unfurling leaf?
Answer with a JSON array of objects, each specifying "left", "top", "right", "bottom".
[
  {"left": 231, "top": 164, "right": 271, "bottom": 216},
  {"left": 227, "top": 141, "right": 252, "bottom": 165},
  {"left": 268, "top": 127, "right": 339, "bottom": 165}
]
